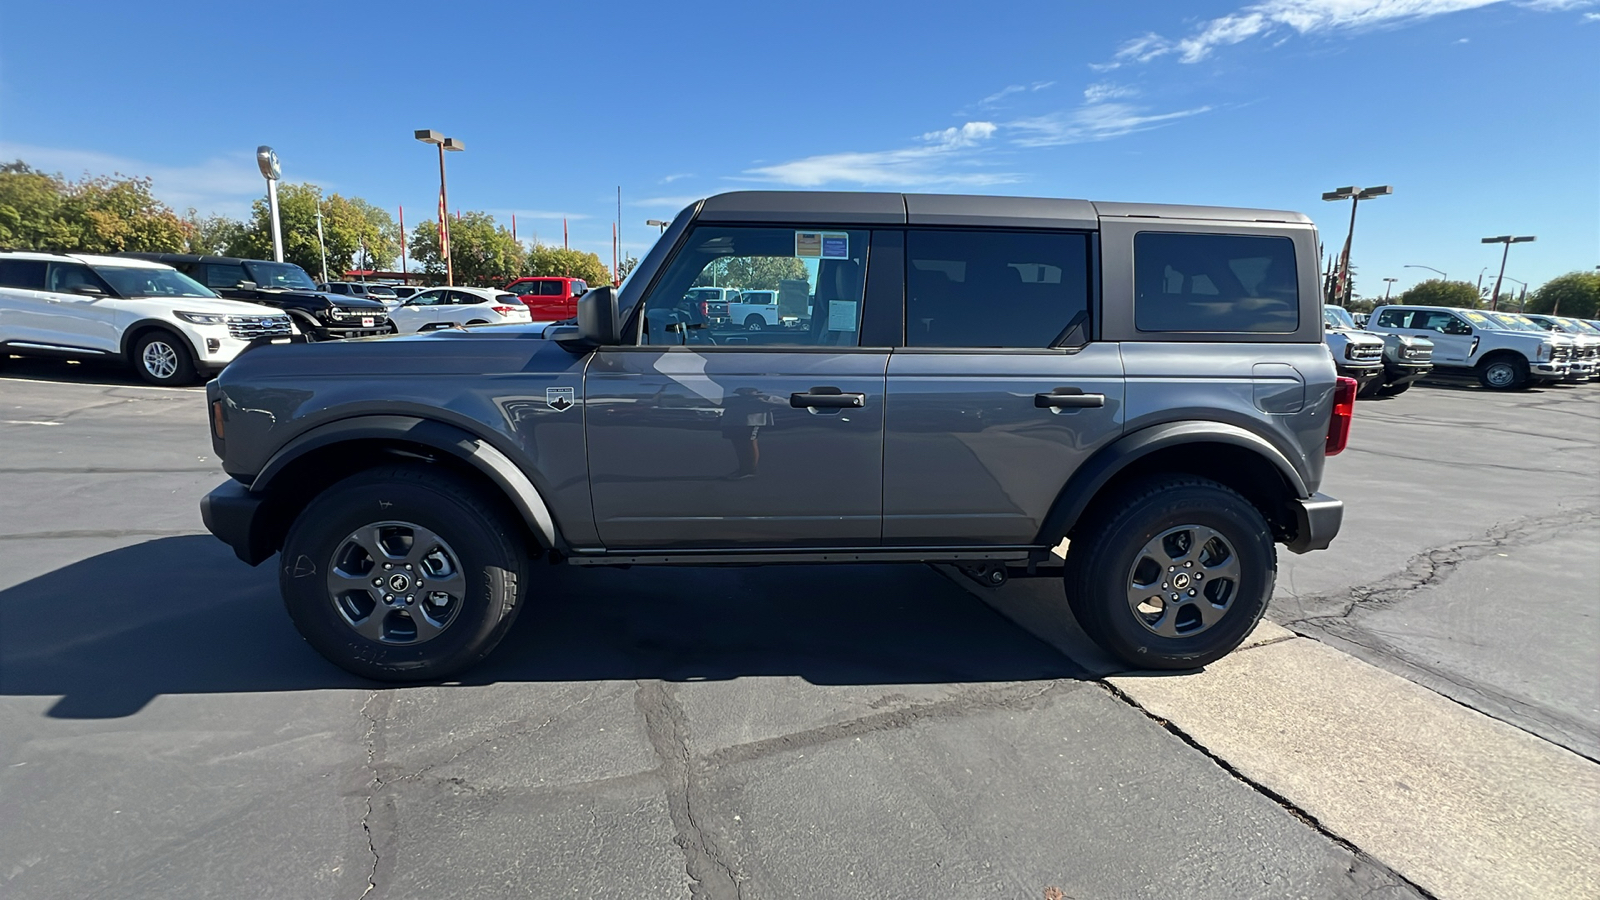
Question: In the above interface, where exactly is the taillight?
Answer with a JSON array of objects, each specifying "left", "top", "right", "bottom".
[
  {"left": 700, "top": 301, "right": 710, "bottom": 317},
  {"left": 491, "top": 306, "right": 522, "bottom": 315},
  {"left": 1325, "top": 376, "right": 1357, "bottom": 456}
]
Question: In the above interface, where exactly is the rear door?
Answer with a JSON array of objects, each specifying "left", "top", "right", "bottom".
[
  {"left": 584, "top": 225, "right": 887, "bottom": 548},
  {"left": 884, "top": 228, "right": 1123, "bottom": 543},
  {"left": 0, "top": 258, "right": 52, "bottom": 345}
]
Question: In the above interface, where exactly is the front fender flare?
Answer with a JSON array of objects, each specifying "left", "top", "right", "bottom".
[
  {"left": 1034, "top": 420, "right": 1310, "bottom": 545},
  {"left": 252, "top": 415, "right": 559, "bottom": 550}
]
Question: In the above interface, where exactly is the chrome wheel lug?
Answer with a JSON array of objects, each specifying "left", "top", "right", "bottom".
[
  {"left": 1184, "top": 561, "right": 1193, "bottom": 568},
  {"left": 372, "top": 578, "right": 382, "bottom": 586},
  {"left": 1161, "top": 582, "right": 1169, "bottom": 589},
  {"left": 404, "top": 564, "right": 412, "bottom": 571},
  {"left": 383, "top": 563, "right": 393, "bottom": 571},
  {"left": 1189, "top": 589, "right": 1197, "bottom": 597},
  {"left": 1170, "top": 593, "right": 1179, "bottom": 602},
  {"left": 1195, "top": 573, "right": 1203, "bottom": 580},
  {"left": 384, "top": 594, "right": 394, "bottom": 604}
]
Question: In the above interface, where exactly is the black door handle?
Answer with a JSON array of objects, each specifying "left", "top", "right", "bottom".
[
  {"left": 1035, "top": 390, "right": 1105, "bottom": 409},
  {"left": 791, "top": 390, "right": 866, "bottom": 409}
]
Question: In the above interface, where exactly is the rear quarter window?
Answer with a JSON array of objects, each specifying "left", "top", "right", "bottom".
[
  {"left": 0, "top": 259, "right": 49, "bottom": 290},
  {"left": 1134, "top": 232, "right": 1299, "bottom": 333}
]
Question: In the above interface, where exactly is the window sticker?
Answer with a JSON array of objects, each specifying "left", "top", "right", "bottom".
[
  {"left": 795, "top": 232, "right": 822, "bottom": 258},
  {"left": 1464, "top": 312, "right": 1490, "bottom": 323},
  {"left": 821, "top": 232, "right": 849, "bottom": 259},
  {"left": 828, "top": 299, "right": 858, "bottom": 332}
]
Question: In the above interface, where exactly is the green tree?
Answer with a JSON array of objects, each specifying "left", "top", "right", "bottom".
[
  {"left": 1396, "top": 279, "right": 1482, "bottom": 309},
  {"left": 525, "top": 244, "right": 612, "bottom": 286},
  {"left": 1525, "top": 272, "right": 1600, "bottom": 318},
  {"left": 0, "top": 162, "right": 186, "bottom": 253},
  {"left": 617, "top": 254, "right": 639, "bottom": 282},
  {"left": 183, "top": 210, "right": 247, "bottom": 256},
  {"left": 0, "top": 162, "right": 70, "bottom": 248},
  {"left": 409, "top": 213, "right": 524, "bottom": 287},
  {"left": 345, "top": 197, "right": 400, "bottom": 272},
  {"left": 232, "top": 183, "right": 370, "bottom": 281},
  {"left": 695, "top": 256, "right": 809, "bottom": 290}
]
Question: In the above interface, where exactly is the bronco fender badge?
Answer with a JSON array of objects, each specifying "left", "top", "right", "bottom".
[{"left": 546, "top": 386, "right": 576, "bottom": 412}]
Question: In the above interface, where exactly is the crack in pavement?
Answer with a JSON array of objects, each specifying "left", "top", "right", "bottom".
[
  {"left": 357, "top": 690, "right": 391, "bottom": 900},
  {"left": 1098, "top": 682, "right": 1438, "bottom": 900}
]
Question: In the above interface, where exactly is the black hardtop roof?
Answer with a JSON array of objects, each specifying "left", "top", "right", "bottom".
[
  {"left": 695, "top": 191, "right": 1310, "bottom": 228},
  {"left": 118, "top": 251, "right": 313, "bottom": 269}
]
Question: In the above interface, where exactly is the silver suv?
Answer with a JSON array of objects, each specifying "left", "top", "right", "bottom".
[{"left": 200, "top": 192, "right": 1352, "bottom": 681}]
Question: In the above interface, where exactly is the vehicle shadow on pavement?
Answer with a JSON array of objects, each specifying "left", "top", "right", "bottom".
[
  {"left": 0, "top": 356, "right": 185, "bottom": 389},
  {"left": 0, "top": 537, "right": 1088, "bottom": 720}
]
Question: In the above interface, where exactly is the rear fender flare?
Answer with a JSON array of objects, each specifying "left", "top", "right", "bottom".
[
  {"left": 252, "top": 415, "right": 558, "bottom": 549},
  {"left": 1035, "top": 420, "right": 1310, "bottom": 544}
]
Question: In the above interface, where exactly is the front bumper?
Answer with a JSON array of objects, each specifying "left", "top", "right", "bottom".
[
  {"left": 1286, "top": 493, "right": 1343, "bottom": 555},
  {"left": 200, "top": 480, "right": 275, "bottom": 565},
  {"left": 1382, "top": 361, "right": 1433, "bottom": 388},
  {"left": 1336, "top": 362, "right": 1384, "bottom": 391}
]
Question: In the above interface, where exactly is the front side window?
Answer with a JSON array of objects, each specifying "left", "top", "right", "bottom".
[
  {"left": 906, "top": 229, "right": 1089, "bottom": 348},
  {"left": 1135, "top": 232, "right": 1299, "bottom": 333},
  {"left": 410, "top": 290, "right": 447, "bottom": 306},
  {"left": 92, "top": 266, "right": 214, "bottom": 298},
  {"left": 1323, "top": 305, "right": 1357, "bottom": 329},
  {"left": 638, "top": 226, "right": 867, "bottom": 347},
  {"left": 1412, "top": 310, "right": 1471, "bottom": 334},
  {"left": 46, "top": 263, "right": 113, "bottom": 294}
]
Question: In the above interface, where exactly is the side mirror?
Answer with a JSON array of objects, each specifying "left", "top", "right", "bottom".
[
  {"left": 235, "top": 280, "right": 258, "bottom": 290},
  {"left": 557, "top": 286, "right": 619, "bottom": 350},
  {"left": 71, "top": 283, "right": 106, "bottom": 297}
]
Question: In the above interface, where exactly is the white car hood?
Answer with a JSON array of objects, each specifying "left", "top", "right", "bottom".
[{"left": 130, "top": 295, "right": 288, "bottom": 316}]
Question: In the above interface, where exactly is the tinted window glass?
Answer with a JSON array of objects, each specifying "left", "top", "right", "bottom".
[
  {"left": 0, "top": 259, "right": 48, "bottom": 289},
  {"left": 1376, "top": 308, "right": 1412, "bottom": 328},
  {"left": 540, "top": 281, "right": 563, "bottom": 296},
  {"left": 411, "top": 290, "right": 446, "bottom": 306},
  {"left": 1412, "top": 310, "right": 1469, "bottom": 334},
  {"left": 906, "top": 230, "right": 1089, "bottom": 348},
  {"left": 46, "top": 263, "right": 112, "bottom": 294},
  {"left": 1134, "top": 232, "right": 1299, "bottom": 333},
  {"left": 204, "top": 263, "right": 249, "bottom": 289},
  {"left": 638, "top": 226, "right": 868, "bottom": 347}
]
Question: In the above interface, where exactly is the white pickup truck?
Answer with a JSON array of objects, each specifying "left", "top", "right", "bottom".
[
  {"left": 1366, "top": 304, "right": 1566, "bottom": 390},
  {"left": 730, "top": 290, "right": 786, "bottom": 331}
]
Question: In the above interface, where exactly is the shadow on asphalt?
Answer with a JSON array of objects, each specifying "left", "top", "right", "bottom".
[
  {"left": 0, "top": 536, "right": 1087, "bottom": 719},
  {"left": 0, "top": 355, "right": 188, "bottom": 389}
]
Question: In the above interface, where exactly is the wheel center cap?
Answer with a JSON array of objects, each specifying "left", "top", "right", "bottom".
[
  {"left": 387, "top": 573, "right": 411, "bottom": 592},
  {"left": 1172, "top": 573, "right": 1192, "bottom": 590}
]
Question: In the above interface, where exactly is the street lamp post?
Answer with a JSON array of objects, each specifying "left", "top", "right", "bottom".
[
  {"left": 1383, "top": 277, "right": 1397, "bottom": 301},
  {"left": 645, "top": 219, "right": 669, "bottom": 233},
  {"left": 256, "top": 146, "right": 284, "bottom": 263},
  {"left": 1321, "top": 185, "right": 1392, "bottom": 307},
  {"left": 1481, "top": 235, "right": 1535, "bottom": 311},
  {"left": 1403, "top": 264, "right": 1447, "bottom": 281},
  {"left": 415, "top": 130, "right": 465, "bottom": 286}
]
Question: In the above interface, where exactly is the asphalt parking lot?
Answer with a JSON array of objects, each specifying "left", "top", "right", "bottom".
[{"left": 1, "top": 356, "right": 1596, "bottom": 900}]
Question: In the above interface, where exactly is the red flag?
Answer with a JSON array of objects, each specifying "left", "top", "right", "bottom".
[
  {"left": 437, "top": 187, "right": 449, "bottom": 263},
  {"left": 398, "top": 205, "right": 406, "bottom": 276}
]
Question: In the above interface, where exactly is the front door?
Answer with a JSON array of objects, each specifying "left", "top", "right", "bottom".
[
  {"left": 584, "top": 224, "right": 886, "bottom": 548},
  {"left": 883, "top": 228, "right": 1124, "bottom": 543},
  {"left": 39, "top": 262, "right": 120, "bottom": 353}
]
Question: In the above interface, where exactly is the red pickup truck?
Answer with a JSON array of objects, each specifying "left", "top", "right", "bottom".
[{"left": 503, "top": 276, "right": 589, "bottom": 320}]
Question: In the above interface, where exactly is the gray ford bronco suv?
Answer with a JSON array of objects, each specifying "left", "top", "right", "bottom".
[{"left": 201, "top": 192, "right": 1351, "bottom": 682}]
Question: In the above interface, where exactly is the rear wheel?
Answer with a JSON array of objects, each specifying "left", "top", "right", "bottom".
[
  {"left": 1064, "top": 476, "right": 1275, "bottom": 670},
  {"left": 279, "top": 465, "right": 530, "bottom": 682},
  {"left": 132, "top": 330, "right": 197, "bottom": 386},
  {"left": 1476, "top": 355, "right": 1528, "bottom": 390},
  {"left": 745, "top": 315, "right": 766, "bottom": 332}
]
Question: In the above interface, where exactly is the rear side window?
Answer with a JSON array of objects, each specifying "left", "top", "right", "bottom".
[
  {"left": 1376, "top": 308, "right": 1412, "bottom": 328},
  {"left": 906, "top": 230, "right": 1089, "bottom": 348},
  {"left": 1135, "top": 233, "right": 1299, "bottom": 333},
  {"left": 539, "top": 281, "right": 563, "bottom": 296},
  {"left": 204, "top": 263, "right": 249, "bottom": 289},
  {"left": 0, "top": 259, "right": 48, "bottom": 289}
]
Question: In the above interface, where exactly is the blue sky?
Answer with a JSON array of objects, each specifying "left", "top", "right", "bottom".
[{"left": 2, "top": 0, "right": 1595, "bottom": 294}]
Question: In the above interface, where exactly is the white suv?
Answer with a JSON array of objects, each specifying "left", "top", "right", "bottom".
[{"left": 0, "top": 251, "right": 294, "bottom": 385}]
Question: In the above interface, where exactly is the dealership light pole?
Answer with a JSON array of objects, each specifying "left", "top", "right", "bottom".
[
  {"left": 415, "top": 130, "right": 464, "bottom": 285},
  {"left": 256, "top": 146, "right": 284, "bottom": 262},
  {"left": 1403, "top": 264, "right": 1447, "bottom": 282},
  {"left": 1482, "top": 234, "right": 1535, "bottom": 311},
  {"left": 1322, "top": 185, "right": 1392, "bottom": 307},
  {"left": 314, "top": 206, "right": 329, "bottom": 283},
  {"left": 1383, "top": 277, "right": 1397, "bottom": 301},
  {"left": 646, "top": 219, "right": 669, "bottom": 233}
]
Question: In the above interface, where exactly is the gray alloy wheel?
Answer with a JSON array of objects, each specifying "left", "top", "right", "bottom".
[
  {"left": 1125, "top": 525, "right": 1242, "bottom": 639},
  {"left": 1478, "top": 357, "right": 1525, "bottom": 390},
  {"left": 141, "top": 339, "right": 179, "bottom": 380},
  {"left": 325, "top": 521, "right": 466, "bottom": 645},
  {"left": 745, "top": 315, "right": 766, "bottom": 331}
]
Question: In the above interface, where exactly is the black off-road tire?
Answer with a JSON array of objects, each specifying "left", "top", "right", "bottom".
[
  {"left": 131, "top": 330, "right": 198, "bottom": 386},
  {"left": 1476, "top": 355, "right": 1528, "bottom": 391},
  {"left": 744, "top": 315, "right": 766, "bottom": 332},
  {"left": 279, "top": 464, "right": 530, "bottom": 682},
  {"left": 1374, "top": 382, "right": 1412, "bottom": 397},
  {"left": 1064, "top": 476, "right": 1276, "bottom": 670}
]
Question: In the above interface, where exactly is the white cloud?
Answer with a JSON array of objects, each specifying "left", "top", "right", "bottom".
[
  {"left": 742, "top": 121, "right": 1018, "bottom": 188},
  {"left": 1096, "top": 0, "right": 1551, "bottom": 68},
  {"left": 637, "top": 195, "right": 703, "bottom": 208},
  {"left": 981, "top": 85, "right": 1027, "bottom": 106},
  {"left": 1009, "top": 103, "right": 1213, "bottom": 148},
  {"left": 1583, "top": 10, "right": 1600, "bottom": 19},
  {"left": 659, "top": 173, "right": 694, "bottom": 183},
  {"left": 1083, "top": 82, "right": 1138, "bottom": 103},
  {"left": 0, "top": 141, "right": 270, "bottom": 217}
]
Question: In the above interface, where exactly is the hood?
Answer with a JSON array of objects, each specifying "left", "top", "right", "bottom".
[
  {"left": 260, "top": 287, "right": 387, "bottom": 309},
  {"left": 140, "top": 295, "right": 292, "bottom": 317},
  {"left": 223, "top": 327, "right": 577, "bottom": 379}
]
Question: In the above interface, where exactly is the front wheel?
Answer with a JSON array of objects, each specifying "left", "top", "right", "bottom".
[
  {"left": 279, "top": 465, "right": 530, "bottom": 682},
  {"left": 1375, "top": 382, "right": 1412, "bottom": 397},
  {"left": 132, "top": 330, "right": 197, "bottom": 386},
  {"left": 1476, "top": 356, "right": 1528, "bottom": 390},
  {"left": 1064, "top": 476, "right": 1275, "bottom": 670}
]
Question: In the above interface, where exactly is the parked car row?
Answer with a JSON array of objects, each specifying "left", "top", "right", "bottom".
[{"left": 1365, "top": 304, "right": 1600, "bottom": 390}]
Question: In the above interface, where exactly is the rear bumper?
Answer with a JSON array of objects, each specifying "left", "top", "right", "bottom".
[
  {"left": 200, "top": 480, "right": 275, "bottom": 566},
  {"left": 1286, "top": 493, "right": 1343, "bottom": 555}
]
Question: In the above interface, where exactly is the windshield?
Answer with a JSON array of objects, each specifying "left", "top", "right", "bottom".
[
  {"left": 1563, "top": 318, "right": 1600, "bottom": 334},
  {"left": 1481, "top": 313, "right": 1539, "bottom": 332},
  {"left": 1322, "top": 305, "right": 1357, "bottom": 329},
  {"left": 244, "top": 261, "right": 319, "bottom": 291},
  {"left": 95, "top": 266, "right": 216, "bottom": 298},
  {"left": 366, "top": 285, "right": 397, "bottom": 298}
]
